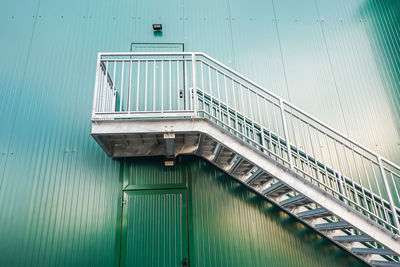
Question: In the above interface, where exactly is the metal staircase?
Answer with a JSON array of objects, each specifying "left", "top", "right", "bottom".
[{"left": 91, "top": 52, "right": 400, "bottom": 266}]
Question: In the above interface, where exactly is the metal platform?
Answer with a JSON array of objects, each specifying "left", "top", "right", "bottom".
[{"left": 91, "top": 52, "right": 400, "bottom": 266}]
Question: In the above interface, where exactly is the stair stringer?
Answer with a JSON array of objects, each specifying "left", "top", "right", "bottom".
[{"left": 91, "top": 117, "right": 400, "bottom": 264}]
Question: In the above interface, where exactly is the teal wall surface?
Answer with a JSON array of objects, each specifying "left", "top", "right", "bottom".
[{"left": 0, "top": 0, "right": 399, "bottom": 266}]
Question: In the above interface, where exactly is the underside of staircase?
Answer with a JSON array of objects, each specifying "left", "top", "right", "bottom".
[{"left": 91, "top": 52, "right": 400, "bottom": 266}]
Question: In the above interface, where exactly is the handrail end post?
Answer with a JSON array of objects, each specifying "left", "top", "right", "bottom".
[{"left": 192, "top": 53, "right": 198, "bottom": 117}]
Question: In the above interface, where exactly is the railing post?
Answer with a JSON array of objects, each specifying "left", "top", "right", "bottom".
[
  {"left": 191, "top": 53, "right": 198, "bottom": 117},
  {"left": 377, "top": 156, "right": 400, "bottom": 230},
  {"left": 280, "top": 99, "right": 294, "bottom": 169},
  {"left": 92, "top": 53, "right": 102, "bottom": 118}
]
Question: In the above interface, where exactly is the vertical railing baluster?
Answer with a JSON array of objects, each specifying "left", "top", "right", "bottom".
[
  {"left": 202, "top": 63, "right": 206, "bottom": 115},
  {"left": 272, "top": 105, "right": 282, "bottom": 162},
  {"left": 92, "top": 53, "right": 102, "bottom": 116},
  {"left": 128, "top": 59, "right": 132, "bottom": 113},
  {"left": 370, "top": 160, "right": 389, "bottom": 223},
  {"left": 333, "top": 140, "right": 348, "bottom": 199},
  {"left": 298, "top": 121, "right": 312, "bottom": 178},
  {"left": 112, "top": 61, "right": 116, "bottom": 112},
  {"left": 232, "top": 79, "right": 238, "bottom": 136},
  {"left": 145, "top": 60, "right": 148, "bottom": 111},
  {"left": 169, "top": 60, "right": 172, "bottom": 110},
  {"left": 316, "top": 129, "right": 329, "bottom": 189},
  {"left": 216, "top": 70, "right": 222, "bottom": 125},
  {"left": 154, "top": 60, "right": 156, "bottom": 111},
  {"left": 361, "top": 158, "right": 378, "bottom": 217},
  {"left": 279, "top": 99, "right": 293, "bottom": 169},
  {"left": 191, "top": 53, "right": 197, "bottom": 116},
  {"left": 161, "top": 60, "right": 164, "bottom": 115},
  {"left": 390, "top": 172, "right": 400, "bottom": 208},
  {"left": 136, "top": 60, "right": 140, "bottom": 111},
  {"left": 306, "top": 123, "right": 320, "bottom": 183},
  {"left": 120, "top": 61, "right": 124, "bottom": 112},
  {"left": 288, "top": 112, "right": 299, "bottom": 168},
  {"left": 351, "top": 150, "right": 368, "bottom": 211},
  {"left": 102, "top": 61, "right": 109, "bottom": 113},
  {"left": 177, "top": 60, "right": 180, "bottom": 110},
  {"left": 184, "top": 60, "right": 189, "bottom": 110},
  {"left": 224, "top": 75, "right": 230, "bottom": 131},
  {"left": 377, "top": 156, "right": 400, "bottom": 229},
  {"left": 208, "top": 65, "right": 215, "bottom": 121},
  {"left": 342, "top": 143, "right": 360, "bottom": 207},
  {"left": 248, "top": 89, "right": 256, "bottom": 146},
  {"left": 256, "top": 95, "right": 265, "bottom": 151},
  {"left": 324, "top": 135, "right": 336, "bottom": 190}
]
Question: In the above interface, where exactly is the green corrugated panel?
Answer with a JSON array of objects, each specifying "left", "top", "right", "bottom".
[
  {"left": 315, "top": 0, "right": 400, "bottom": 163},
  {"left": 124, "top": 157, "right": 186, "bottom": 186},
  {"left": 184, "top": 0, "right": 235, "bottom": 66},
  {"left": 229, "top": 0, "right": 289, "bottom": 99},
  {"left": 0, "top": 0, "right": 121, "bottom": 266}
]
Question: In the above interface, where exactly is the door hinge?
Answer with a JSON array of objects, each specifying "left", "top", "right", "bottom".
[{"left": 121, "top": 197, "right": 126, "bottom": 207}]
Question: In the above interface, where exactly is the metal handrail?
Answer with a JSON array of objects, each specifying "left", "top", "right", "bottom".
[
  {"left": 92, "top": 52, "right": 400, "bottom": 234},
  {"left": 196, "top": 52, "right": 390, "bottom": 165}
]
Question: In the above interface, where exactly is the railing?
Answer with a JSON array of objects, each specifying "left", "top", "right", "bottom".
[
  {"left": 92, "top": 52, "right": 400, "bottom": 235},
  {"left": 92, "top": 52, "right": 197, "bottom": 119}
]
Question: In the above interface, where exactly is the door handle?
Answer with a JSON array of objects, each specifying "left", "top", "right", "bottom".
[{"left": 182, "top": 258, "right": 188, "bottom": 267}]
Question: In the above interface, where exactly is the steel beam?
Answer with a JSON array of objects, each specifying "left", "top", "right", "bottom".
[{"left": 163, "top": 133, "right": 175, "bottom": 156}]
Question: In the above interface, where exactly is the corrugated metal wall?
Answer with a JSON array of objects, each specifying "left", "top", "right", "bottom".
[{"left": 0, "top": 0, "right": 398, "bottom": 266}]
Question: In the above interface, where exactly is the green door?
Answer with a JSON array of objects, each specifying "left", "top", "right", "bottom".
[{"left": 121, "top": 189, "right": 189, "bottom": 267}]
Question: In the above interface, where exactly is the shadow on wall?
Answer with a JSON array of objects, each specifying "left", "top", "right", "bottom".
[{"left": 189, "top": 155, "right": 367, "bottom": 267}]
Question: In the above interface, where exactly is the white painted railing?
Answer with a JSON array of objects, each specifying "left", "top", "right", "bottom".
[{"left": 92, "top": 52, "right": 400, "bottom": 235}]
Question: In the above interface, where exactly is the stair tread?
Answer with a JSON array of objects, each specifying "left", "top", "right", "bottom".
[
  {"left": 352, "top": 248, "right": 397, "bottom": 256},
  {"left": 245, "top": 169, "right": 263, "bottom": 184},
  {"left": 262, "top": 181, "right": 291, "bottom": 195},
  {"left": 315, "top": 221, "right": 352, "bottom": 230},
  {"left": 280, "top": 194, "right": 311, "bottom": 207},
  {"left": 370, "top": 260, "right": 400, "bottom": 267},
  {"left": 333, "top": 234, "right": 374, "bottom": 243},
  {"left": 297, "top": 208, "right": 331, "bottom": 219}
]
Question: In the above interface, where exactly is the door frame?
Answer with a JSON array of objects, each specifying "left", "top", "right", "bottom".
[
  {"left": 130, "top": 42, "right": 185, "bottom": 52},
  {"left": 117, "top": 186, "right": 190, "bottom": 267}
]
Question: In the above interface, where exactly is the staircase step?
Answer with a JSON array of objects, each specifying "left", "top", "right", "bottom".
[
  {"left": 262, "top": 181, "right": 291, "bottom": 196},
  {"left": 229, "top": 157, "right": 243, "bottom": 173},
  {"left": 280, "top": 195, "right": 312, "bottom": 208},
  {"left": 245, "top": 169, "right": 263, "bottom": 184},
  {"left": 333, "top": 235, "right": 374, "bottom": 243},
  {"left": 246, "top": 171, "right": 273, "bottom": 187},
  {"left": 297, "top": 208, "right": 331, "bottom": 219},
  {"left": 352, "top": 248, "right": 397, "bottom": 256},
  {"left": 315, "top": 221, "right": 352, "bottom": 231},
  {"left": 370, "top": 260, "right": 400, "bottom": 267}
]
